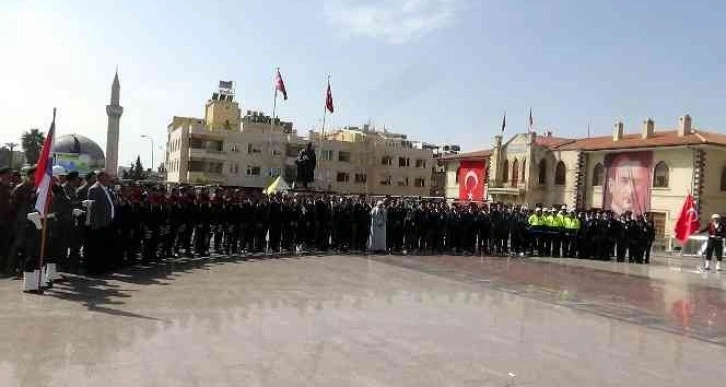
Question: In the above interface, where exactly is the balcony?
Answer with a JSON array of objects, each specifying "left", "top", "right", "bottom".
[
  {"left": 187, "top": 171, "right": 225, "bottom": 185},
  {"left": 189, "top": 148, "right": 228, "bottom": 161}
]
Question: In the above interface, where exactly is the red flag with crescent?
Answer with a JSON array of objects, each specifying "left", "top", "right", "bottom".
[
  {"left": 458, "top": 161, "right": 486, "bottom": 201},
  {"left": 674, "top": 194, "right": 699, "bottom": 245}
]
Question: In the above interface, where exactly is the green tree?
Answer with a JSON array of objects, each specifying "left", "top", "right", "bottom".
[
  {"left": 21, "top": 128, "right": 45, "bottom": 164},
  {"left": 130, "top": 155, "right": 147, "bottom": 181}
]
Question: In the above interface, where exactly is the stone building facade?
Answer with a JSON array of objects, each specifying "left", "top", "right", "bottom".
[{"left": 442, "top": 114, "right": 726, "bottom": 247}]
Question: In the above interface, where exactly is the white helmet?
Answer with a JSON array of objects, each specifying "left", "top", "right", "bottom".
[{"left": 52, "top": 165, "right": 67, "bottom": 177}]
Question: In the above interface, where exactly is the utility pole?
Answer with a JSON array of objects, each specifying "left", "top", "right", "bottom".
[{"left": 4, "top": 142, "right": 18, "bottom": 169}]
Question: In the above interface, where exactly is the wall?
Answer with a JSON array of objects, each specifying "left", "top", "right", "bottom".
[
  {"left": 700, "top": 147, "right": 726, "bottom": 221},
  {"left": 444, "top": 159, "right": 461, "bottom": 199}
]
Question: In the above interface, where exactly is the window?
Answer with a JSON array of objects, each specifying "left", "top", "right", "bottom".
[
  {"left": 321, "top": 150, "right": 333, "bottom": 161},
  {"left": 511, "top": 159, "right": 519, "bottom": 187},
  {"left": 521, "top": 159, "right": 526, "bottom": 183},
  {"left": 380, "top": 175, "right": 391, "bottom": 186},
  {"left": 653, "top": 162, "right": 669, "bottom": 188},
  {"left": 246, "top": 165, "right": 261, "bottom": 176},
  {"left": 538, "top": 159, "right": 547, "bottom": 185},
  {"left": 398, "top": 157, "right": 410, "bottom": 167},
  {"left": 721, "top": 167, "right": 726, "bottom": 191},
  {"left": 268, "top": 167, "right": 281, "bottom": 177},
  {"left": 230, "top": 143, "right": 239, "bottom": 152},
  {"left": 206, "top": 140, "right": 223, "bottom": 152},
  {"left": 286, "top": 145, "right": 302, "bottom": 157},
  {"left": 208, "top": 162, "right": 223, "bottom": 174},
  {"left": 415, "top": 159, "right": 426, "bottom": 168},
  {"left": 502, "top": 159, "right": 509, "bottom": 182},
  {"left": 381, "top": 156, "right": 392, "bottom": 165},
  {"left": 336, "top": 172, "right": 350, "bottom": 182},
  {"left": 229, "top": 163, "right": 239, "bottom": 174},
  {"left": 354, "top": 173, "right": 367, "bottom": 184},
  {"left": 247, "top": 144, "right": 260, "bottom": 154},
  {"left": 338, "top": 151, "right": 351, "bottom": 162},
  {"left": 190, "top": 138, "right": 204, "bottom": 149},
  {"left": 397, "top": 177, "right": 409, "bottom": 186},
  {"left": 188, "top": 161, "right": 204, "bottom": 172},
  {"left": 592, "top": 163, "right": 604, "bottom": 187},
  {"left": 650, "top": 211, "right": 667, "bottom": 241},
  {"left": 555, "top": 161, "right": 566, "bottom": 185},
  {"left": 415, "top": 178, "right": 426, "bottom": 187}
]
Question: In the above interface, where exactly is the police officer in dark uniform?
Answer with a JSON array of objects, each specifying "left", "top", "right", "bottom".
[
  {"left": 643, "top": 212, "right": 656, "bottom": 264},
  {"left": 268, "top": 194, "right": 283, "bottom": 254},
  {"left": 253, "top": 196, "right": 269, "bottom": 253}
]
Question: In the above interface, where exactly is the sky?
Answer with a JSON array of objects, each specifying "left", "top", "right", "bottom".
[{"left": 2, "top": 0, "right": 726, "bottom": 169}]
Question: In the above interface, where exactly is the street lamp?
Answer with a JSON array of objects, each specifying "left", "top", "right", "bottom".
[{"left": 140, "top": 135, "right": 154, "bottom": 175}]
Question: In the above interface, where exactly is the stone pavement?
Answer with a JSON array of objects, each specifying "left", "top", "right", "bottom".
[{"left": 0, "top": 253, "right": 725, "bottom": 386}]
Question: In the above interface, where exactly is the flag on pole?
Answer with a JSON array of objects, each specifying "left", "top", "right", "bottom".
[
  {"left": 275, "top": 68, "right": 287, "bottom": 101},
  {"left": 34, "top": 109, "right": 56, "bottom": 216},
  {"left": 325, "top": 80, "right": 334, "bottom": 113},
  {"left": 528, "top": 108, "right": 533, "bottom": 132},
  {"left": 501, "top": 112, "right": 506, "bottom": 134},
  {"left": 674, "top": 194, "right": 700, "bottom": 245}
]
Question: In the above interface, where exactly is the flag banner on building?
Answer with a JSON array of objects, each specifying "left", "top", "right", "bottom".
[
  {"left": 603, "top": 151, "right": 652, "bottom": 215},
  {"left": 34, "top": 110, "right": 56, "bottom": 216},
  {"left": 501, "top": 113, "right": 506, "bottom": 134},
  {"left": 275, "top": 69, "right": 287, "bottom": 100},
  {"left": 219, "top": 80, "right": 233, "bottom": 90},
  {"left": 326, "top": 81, "right": 334, "bottom": 113},
  {"left": 458, "top": 160, "right": 486, "bottom": 201},
  {"left": 674, "top": 194, "right": 700, "bottom": 245}
]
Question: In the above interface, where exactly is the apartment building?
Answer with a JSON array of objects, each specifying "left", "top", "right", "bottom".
[{"left": 165, "top": 83, "right": 435, "bottom": 196}]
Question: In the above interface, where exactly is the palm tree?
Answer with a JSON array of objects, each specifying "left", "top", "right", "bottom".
[{"left": 21, "top": 128, "right": 45, "bottom": 164}]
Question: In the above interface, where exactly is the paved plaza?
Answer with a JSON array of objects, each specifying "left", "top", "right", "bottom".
[{"left": 1, "top": 254, "right": 725, "bottom": 386}]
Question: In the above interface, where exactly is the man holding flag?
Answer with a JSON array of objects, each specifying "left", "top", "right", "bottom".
[{"left": 22, "top": 109, "right": 56, "bottom": 293}]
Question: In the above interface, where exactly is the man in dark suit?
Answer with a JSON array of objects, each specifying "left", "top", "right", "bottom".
[
  {"left": 86, "top": 171, "right": 115, "bottom": 275},
  {"left": 71, "top": 171, "right": 95, "bottom": 265}
]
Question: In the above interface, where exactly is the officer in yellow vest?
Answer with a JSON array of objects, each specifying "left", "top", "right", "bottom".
[
  {"left": 563, "top": 210, "right": 581, "bottom": 257},
  {"left": 542, "top": 208, "right": 556, "bottom": 256},
  {"left": 552, "top": 206, "right": 567, "bottom": 257},
  {"left": 528, "top": 207, "right": 545, "bottom": 256}
]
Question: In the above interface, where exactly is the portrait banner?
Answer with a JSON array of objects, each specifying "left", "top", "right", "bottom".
[
  {"left": 458, "top": 161, "right": 487, "bottom": 201},
  {"left": 603, "top": 151, "right": 653, "bottom": 215}
]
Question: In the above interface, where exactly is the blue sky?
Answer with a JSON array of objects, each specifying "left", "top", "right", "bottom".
[{"left": 2, "top": 0, "right": 726, "bottom": 169}]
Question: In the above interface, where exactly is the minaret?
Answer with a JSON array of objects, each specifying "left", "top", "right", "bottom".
[{"left": 105, "top": 70, "right": 123, "bottom": 176}]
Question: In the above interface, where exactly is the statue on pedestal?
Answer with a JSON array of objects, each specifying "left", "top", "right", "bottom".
[{"left": 295, "top": 142, "right": 316, "bottom": 189}]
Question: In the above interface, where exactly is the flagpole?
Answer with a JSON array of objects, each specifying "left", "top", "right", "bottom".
[
  {"left": 270, "top": 68, "right": 279, "bottom": 148},
  {"left": 319, "top": 75, "right": 329, "bottom": 164},
  {"left": 37, "top": 107, "right": 56, "bottom": 291}
]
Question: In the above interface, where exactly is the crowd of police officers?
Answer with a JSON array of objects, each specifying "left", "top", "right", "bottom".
[{"left": 0, "top": 165, "right": 657, "bottom": 292}]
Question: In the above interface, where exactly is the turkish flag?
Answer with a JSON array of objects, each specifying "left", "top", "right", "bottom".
[
  {"left": 458, "top": 161, "right": 486, "bottom": 201},
  {"left": 674, "top": 194, "right": 700, "bottom": 245}
]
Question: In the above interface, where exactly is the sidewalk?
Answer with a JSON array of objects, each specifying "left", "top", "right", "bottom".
[{"left": 530, "top": 254, "right": 726, "bottom": 291}]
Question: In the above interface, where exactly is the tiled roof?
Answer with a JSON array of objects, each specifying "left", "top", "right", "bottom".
[
  {"left": 555, "top": 129, "right": 726, "bottom": 151},
  {"left": 534, "top": 136, "right": 576, "bottom": 148},
  {"left": 439, "top": 149, "right": 492, "bottom": 161}
]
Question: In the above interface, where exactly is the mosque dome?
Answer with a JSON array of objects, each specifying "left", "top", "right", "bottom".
[{"left": 53, "top": 134, "right": 106, "bottom": 173}]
